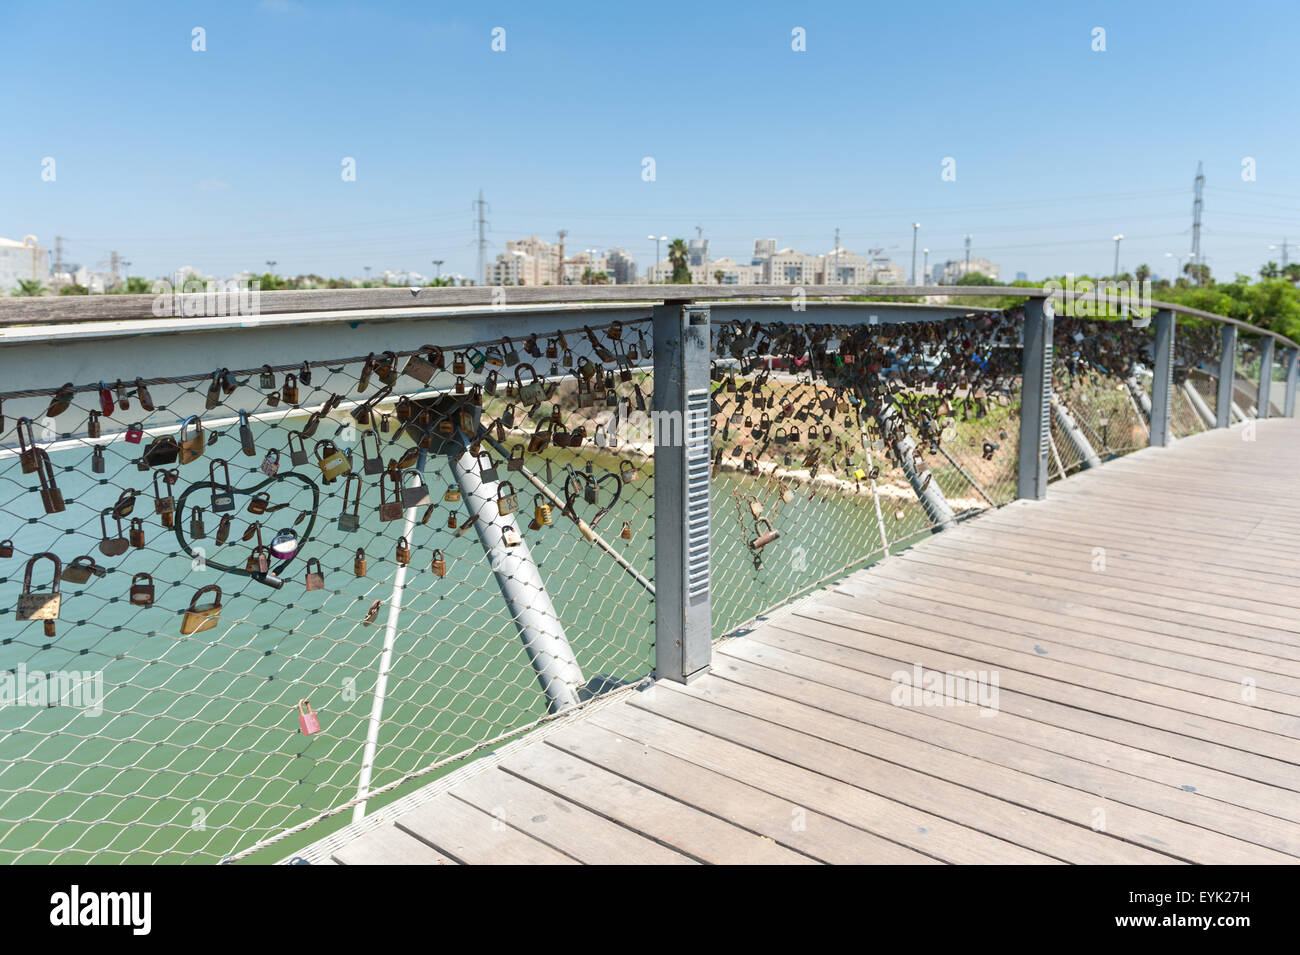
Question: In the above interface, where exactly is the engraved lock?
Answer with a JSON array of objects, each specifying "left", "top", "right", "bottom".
[
  {"left": 287, "top": 431, "right": 308, "bottom": 466},
  {"left": 360, "top": 430, "right": 383, "bottom": 475},
  {"left": 92, "top": 445, "right": 106, "bottom": 474},
  {"left": 431, "top": 549, "right": 447, "bottom": 577},
  {"left": 260, "top": 449, "right": 280, "bottom": 477},
  {"left": 401, "top": 469, "right": 431, "bottom": 508},
  {"left": 190, "top": 506, "right": 207, "bottom": 539},
  {"left": 248, "top": 491, "right": 271, "bottom": 515},
  {"left": 337, "top": 473, "right": 362, "bottom": 531},
  {"left": 180, "top": 585, "right": 223, "bottom": 636},
  {"left": 238, "top": 410, "right": 256, "bottom": 456},
  {"left": 129, "top": 518, "right": 146, "bottom": 550},
  {"left": 444, "top": 482, "right": 462, "bottom": 503},
  {"left": 153, "top": 469, "right": 176, "bottom": 514},
  {"left": 315, "top": 440, "right": 351, "bottom": 483},
  {"left": 395, "top": 536, "right": 411, "bottom": 566},
  {"left": 178, "top": 415, "right": 206, "bottom": 464},
  {"left": 88, "top": 411, "right": 102, "bottom": 439},
  {"left": 378, "top": 471, "right": 403, "bottom": 522},
  {"left": 502, "top": 527, "right": 523, "bottom": 548},
  {"left": 304, "top": 558, "right": 325, "bottom": 591},
  {"left": 496, "top": 481, "right": 519, "bottom": 515},
  {"left": 621, "top": 521, "right": 632, "bottom": 540},
  {"left": 282, "top": 373, "right": 300, "bottom": 405},
  {"left": 129, "top": 572, "right": 156, "bottom": 607},
  {"left": 16, "top": 553, "right": 62, "bottom": 636},
  {"left": 36, "top": 450, "right": 66, "bottom": 514},
  {"left": 534, "top": 495, "right": 552, "bottom": 526},
  {"left": 209, "top": 459, "right": 235, "bottom": 512},
  {"left": 354, "top": 548, "right": 367, "bottom": 577}
]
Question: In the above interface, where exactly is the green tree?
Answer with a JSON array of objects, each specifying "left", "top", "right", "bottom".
[
  {"left": 58, "top": 283, "right": 90, "bottom": 295},
  {"left": 714, "top": 269, "right": 725, "bottom": 285},
  {"left": 1260, "top": 262, "right": 1281, "bottom": 280},
  {"left": 667, "top": 238, "right": 692, "bottom": 284},
  {"left": 1134, "top": 264, "right": 1151, "bottom": 285},
  {"left": 12, "top": 279, "right": 46, "bottom": 296}
]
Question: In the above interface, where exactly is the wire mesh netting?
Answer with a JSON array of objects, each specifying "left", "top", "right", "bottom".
[
  {"left": 1169, "top": 322, "right": 1220, "bottom": 438},
  {"left": 1048, "top": 315, "right": 1154, "bottom": 478},
  {"left": 0, "top": 318, "right": 656, "bottom": 863},
  {"left": 707, "top": 310, "right": 1024, "bottom": 638}
]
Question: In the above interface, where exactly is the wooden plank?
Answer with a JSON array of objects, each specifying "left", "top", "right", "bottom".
[
  {"left": 629, "top": 679, "right": 1181, "bottom": 864},
  {"left": 549, "top": 721, "right": 935, "bottom": 864},
  {"left": 715, "top": 636, "right": 1300, "bottom": 859},
  {"left": 500, "top": 742, "right": 816, "bottom": 864},
  {"left": 395, "top": 794, "right": 579, "bottom": 865},
  {"left": 589, "top": 703, "right": 1056, "bottom": 864},
  {"left": 447, "top": 766, "right": 696, "bottom": 865},
  {"left": 332, "top": 823, "right": 459, "bottom": 865}
]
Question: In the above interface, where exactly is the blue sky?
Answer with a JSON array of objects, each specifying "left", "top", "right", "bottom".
[{"left": 3, "top": 0, "right": 1298, "bottom": 283}]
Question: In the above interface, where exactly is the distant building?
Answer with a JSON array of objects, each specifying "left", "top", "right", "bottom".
[
  {"left": 752, "top": 238, "right": 777, "bottom": 265},
  {"left": 763, "top": 248, "right": 820, "bottom": 285},
  {"left": 688, "top": 238, "right": 709, "bottom": 267},
  {"left": 0, "top": 235, "right": 47, "bottom": 292},
  {"left": 486, "top": 235, "right": 562, "bottom": 285},
  {"left": 1015, "top": 271, "right": 1028, "bottom": 282},
  {"left": 935, "top": 256, "right": 1001, "bottom": 283},
  {"left": 706, "top": 257, "right": 760, "bottom": 284},
  {"left": 605, "top": 248, "right": 638, "bottom": 284},
  {"left": 822, "top": 248, "right": 876, "bottom": 284}
]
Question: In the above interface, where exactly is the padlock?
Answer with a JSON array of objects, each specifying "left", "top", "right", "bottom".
[
  {"left": 215, "top": 513, "right": 232, "bottom": 546},
  {"left": 99, "top": 511, "right": 129, "bottom": 556},
  {"left": 447, "top": 510, "right": 458, "bottom": 529},
  {"left": 431, "top": 550, "right": 447, "bottom": 577},
  {"left": 246, "top": 545, "right": 271, "bottom": 575},
  {"left": 204, "top": 371, "right": 223, "bottom": 410},
  {"left": 91, "top": 445, "right": 106, "bottom": 474},
  {"left": 61, "top": 555, "right": 106, "bottom": 585},
  {"left": 478, "top": 452, "right": 500, "bottom": 485},
  {"left": 337, "top": 473, "right": 362, "bottom": 531},
  {"left": 238, "top": 410, "right": 256, "bottom": 456},
  {"left": 315, "top": 440, "right": 351, "bottom": 482},
  {"left": 749, "top": 497, "right": 763, "bottom": 518},
  {"left": 178, "top": 415, "right": 206, "bottom": 464},
  {"left": 36, "top": 450, "right": 65, "bottom": 514},
  {"left": 294, "top": 699, "right": 322, "bottom": 736},
  {"left": 502, "top": 527, "right": 523, "bottom": 547},
  {"left": 467, "top": 347, "right": 487, "bottom": 371},
  {"left": 0, "top": 540, "right": 13, "bottom": 558},
  {"left": 125, "top": 421, "right": 144, "bottom": 444},
  {"left": 504, "top": 445, "right": 524, "bottom": 472},
  {"left": 750, "top": 519, "right": 779, "bottom": 551},
  {"left": 97, "top": 381, "right": 115, "bottom": 416},
  {"left": 260, "top": 365, "right": 276, "bottom": 389},
  {"left": 282, "top": 373, "right": 299, "bottom": 405},
  {"left": 178, "top": 583, "right": 223, "bottom": 634},
  {"left": 451, "top": 351, "right": 467, "bottom": 375},
  {"left": 248, "top": 492, "right": 271, "bottom": 515},
  {"left": 210, "top": 459, "right": 235, "bottom": 512},
  {"left": 45, "top": 383, "right": 75, "bottom": 418},
  {"left": 87, "top": 410, "right": 102, "bottom": 439},
  {"left": 257, "top": 449, "right": 280, "bottom": 477},
  {"left": 301, "top": 411, "right": 322, "bottom": 439},
  {"left": 303, "top": 558, "right": 325, "bottom": 591},
  {"left": 401, "top": 469, "right": 431, "bottom": 508},
  {"left": 515, "top": 364, "right": 544, "bottom": 406},
  {"left": 154, "top": 470, "right": 176, "bottom": 514},
  {"left": 16, "top": 553, "right": 61, "bottom": 636},
  {"left": 287, "top": 431, "right": 308, "bottom": 466},
  {"left": 354, "top": 547, "right": 367, "bottom": 577},
  {"left": 188, "top": 506, "right": 206, "bottom": 539},
  {"left": 441, "top": 481, "right": 462, "bottom": 504},
  {"left": 621, "top": 521, "right": 633, "bottom": 540},
  {"left": 496, "top": 481, "right": 519, "bottom": 516},
  {"left": 129, "top": 518, "right": 146, "bottom": 549},
  {"left": 395, "top": 536, "right": 411, "bottom": 565},
  {"left": 129, "top": 573, "right": 155, "bottom": 607},
  {"left": 17, "top": 418, "right": 39, "bottom": 473},
  {"left": 534, "top": 495, "right": 552, "bottom": 526},
  {"left": 378, "top": 471, "right": 403, "bottom": 522}
]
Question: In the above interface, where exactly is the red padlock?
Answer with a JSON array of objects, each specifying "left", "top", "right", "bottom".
[
  {"left": 125, "top": 422, "right": 145, "bottom": 444},
  {"left": 98, "top": 382, "right": 115, "bottom": 416},
  {"left": 297, "top": 699, "right": 321, "bottom": 736}
]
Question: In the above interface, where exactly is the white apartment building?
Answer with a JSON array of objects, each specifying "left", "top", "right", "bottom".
[
  {"left": 0, "top": 235, "right": 48, "bottom": 292},
  {"left": 822, "top": 248, "right": 876, "bottom": 284},
  {"left": 705, "top": 257, "right": 760, "bottom": 284},
  {"left": 762, "top": 248, "right": 821, "bottom": 285},
  {"left": 934, "top": 256, "right": 1001, "bottom": 283},
  {"left": 486, "top": 235, "right": 563, "bottom": 285}
]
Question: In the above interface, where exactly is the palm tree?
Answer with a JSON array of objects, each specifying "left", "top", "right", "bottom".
[
  {"left": 1283, "top": 263, "right": 1300, "bottom": 284},
  {"left": 12, "top": 279, "right": 46, "bottom": 296},
  {"left": 714, "top": 269, "right": 725, "bottom": 285},
  {"left": 667, "top": 238, "right": 691, "bottom": 284},
  {"left": 1134, "top": 264, "right": 1151, "bottom": 285},
  {"left": 1260, "top": 262, "right": 1281, "bottom": 280}
]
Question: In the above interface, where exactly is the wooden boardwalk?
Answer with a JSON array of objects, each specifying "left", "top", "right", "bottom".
[{"left": 316, "top": 419, "right": 1300, "bottom": 865}]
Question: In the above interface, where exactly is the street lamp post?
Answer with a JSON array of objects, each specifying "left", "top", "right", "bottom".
[
  {"left": 910, "top": 223, "right": 920, "bottom": 285},
  {"left": 922, "top": 248, "right": 929, "bottom": 285},
  {"left": 432, "top": 259, "right": 444, "bottom": 283},
  {"left": 648, "top": 234, "right": 666, "bottom": 281},
  {"left": 1111, "top": 235, "right": 1123, "bottom": 280}
]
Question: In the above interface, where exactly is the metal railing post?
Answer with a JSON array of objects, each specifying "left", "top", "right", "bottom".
[
  {"left": 1285, "top": 347, "right": 1299, "bottom": 418},
  {"left": 1216, "top": 324, "right": 1237, "bottom": 428},
  {"left": 1256, "top": 337, "right": 1275, "bottom": 420},
  {"left": 1016, "top": 298, "right": 1053, "bottom": 500},
  {"left": 1149, "top": 309, "right": 1175, "bottom": 447},
  {"left": 653, "top": 301, "right": 712, "bottom": 683}
]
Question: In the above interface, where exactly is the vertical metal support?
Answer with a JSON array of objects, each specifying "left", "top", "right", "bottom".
[
  {"left": 1256, "top": 337, "right": 1275, "bottom": 420},
  {"left": 1216, "top": 324, "right": 1237, "bottom": 428},
  {"left": 1016, "top": 298, "right": 1053, "bottom": 500},
  {"left": 452, "top": 450, "right": 585, "bottom": 713},
  {"left": 1149, "top": 309, "right": 1175, "bottom": 446},
  {"left": 653, "top": 301, "right": 711, "bottom": 684},
  {"left": 1284, "top": 347, "right": 1299, "bottom": 417}
]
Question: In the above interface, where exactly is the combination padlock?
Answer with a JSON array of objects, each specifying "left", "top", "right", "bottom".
[{"left": 533, "top": 495, "right": 552, "bottom": 526}]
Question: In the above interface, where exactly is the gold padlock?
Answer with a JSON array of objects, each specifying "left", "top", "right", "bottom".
[
  {"left": 16, "top": 553, "right": 61, "bottom": 637},
  {"left": 431, "top": 549, "right": 447, "bottom": 577},
  {"left": 534, "top": 495, "right": 552, "bottom": 526},
  {"left": 180, "top": 585, "right": 222, "bottom": 635},
  {"left": 315, "top": 439, "right": 351, "bottom": 482},
  {"left": 395, "top": 537, "right": 411, "bottom": 566},
  {"left": 354, "top": 548, "right": 367, "bottom": 577}
]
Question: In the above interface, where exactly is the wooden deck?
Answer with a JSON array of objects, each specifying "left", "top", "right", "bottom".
[{"left": 316, "top": 419, "right": 1300, "bottom": 865}]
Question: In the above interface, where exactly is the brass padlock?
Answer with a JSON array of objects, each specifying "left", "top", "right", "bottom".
[
  {"left": 248, "top": 492, "right": 271, "bottom": 515},
  {"left": 431, "top": 549, "right": 447, "bottom": 577},
  {"left": 621, "top": 521, "right": 632, "bottom": 540},
  {"left": 496, "top": 481, "right": 519, "bottom": 516},
  {"left": 154, "top": 470, "right": 176, "bottom": 514},
  {"left": 129, "top": 518, "right": 146, "bottom": 549},
  {"left": 17, "top": 418, "right": 39, "bottom": 473},
  {"left": 180, "top": 585, "right": 222, "bottom": 635},
  {"left": 0, "top": 539, "right": 13, "bottom": 558},
  {"left": 88, "top": 410, "right": 102, "bottom": 439},
  {"left": 378, "top": 471, "right": 403, "bottom": 522},
  {"left": 129, "top": 572, "right": 155, "bottom": 607},
  {"left": 190, "top": 506, "right": 206, "bottom": 539},
  {"left": 215, "top": 513, "right": 232, "bottom": 545},
  {"left": 395, "top": 536, "right": 411, "bottom": 566},
  {"left": 36, "top": 450, "right": 65, "bottom": 514},
  {"left": 238, "top": 410, "right": 256, "bottom": 456},
  {"left": 315, "top": 440, "right": 351, "bottom": 482},
  {"left": 619, "top": 460, "right": 640, "bottom": 483},
  {"left": 354, "top": 547, "right": 367, "bottom": 577},
  {"left": 178, "top": 415, "right": 206, "bottom": 465},
  {"left": 281, "top": 373, "right": 299, "bottom": 405},
  {"left": 534, "top": 495, "right": 552, "bottom": 526},
  {"left": 61, "top": 555, "right": 106, "bottom": 585},
  {"left": 16, "top": 553, "right": 62, "bottom": 636},
  {"left": 304, "top": 558, "right": 325, "bottom": 591},
  {"left": 444, "top": 483, "right": 462, "bottom": 503}
]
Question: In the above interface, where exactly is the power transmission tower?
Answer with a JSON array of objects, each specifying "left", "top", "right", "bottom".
[
  {"left": 832, "top": 228, "right": 841, "bottom": 284},
  {"left": 109, "top": 251, "right": 120, "bottom": 288},
  {"left": 53, "top": 236, "right": 64, "bottom": 293},
  {"left": 556, "top": 229, "right": 568, "bottom": 285},
  {"left": 964, "top": 234, "right": 972, "bottom": 275},
  {"left": 474, "top": 190, "right": 489, "bottom": 286},
  {"left": 1190, "top": 161, "right": 1204, "bottom": 286}
]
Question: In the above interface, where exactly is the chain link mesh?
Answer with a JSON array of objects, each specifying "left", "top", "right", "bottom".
[{"left": 0, "top": 318, "right": 655, "bottom": 863}]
